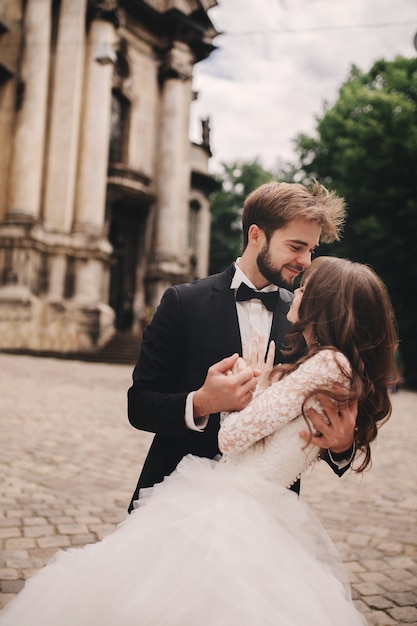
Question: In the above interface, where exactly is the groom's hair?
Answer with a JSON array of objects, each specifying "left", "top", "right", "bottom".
[{"left": 241, "top": 180, "right": 346, "bottom": 250}]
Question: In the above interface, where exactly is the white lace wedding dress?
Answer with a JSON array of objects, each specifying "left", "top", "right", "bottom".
[{"left": 0, "top": 350, "right": 367, "bottom": 625}]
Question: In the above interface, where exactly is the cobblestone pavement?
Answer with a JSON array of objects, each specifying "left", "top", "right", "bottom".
[{"left": 0, "top": 353, "right": 416, "bottom": 624}]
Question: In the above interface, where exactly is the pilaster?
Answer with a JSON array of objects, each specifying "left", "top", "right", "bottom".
[
  {"left": 7, "top": 0, "right": 51, "bottom": 223},
  {"left": 152, "top": 42, "right": 194, "bottom": 276},
  {"left": 43, "top": 0, "right": 87, "bottom": 233},
  {"left": 0, "top": 3, "right": 23, "bottom": 221},
  {"left": 73, "top": 17, "right": 116, "bottom": 234}
]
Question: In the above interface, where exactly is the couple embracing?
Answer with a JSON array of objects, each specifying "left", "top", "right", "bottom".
[{"left": 0, "top": 181, "right": 397, "bottom": 625}]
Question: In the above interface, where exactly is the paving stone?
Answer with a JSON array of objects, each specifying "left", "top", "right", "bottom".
[
  {"left": 388, "top": 606, "right": 417, "bottom": 623},
  {"left": 4, "top": 538, "right": 36, "bottom": 550},
  {"left": 69, "top": 534, "right": 97, "bottom": 546},
  {"left": 0, "top": 528, "right": 21, "bottom": 540},
  {"left": 364, "top": 595, "right": 395, "bottom": 610},
  {"left": 388, "top": 556, "right": 417, "bottom": 569},
  {"left": 353, "top": 582, "right": 387, "bottom": 596},
  {"left": 365, "top": 610, "right": 398, "bottom": 625},
  {"left": 358, "top": 571, "right": 391, "bottom": 584},
  {"left": 0, "top": 569, "right": 19, "bottom": 581},
  {"left": 385, "top": 591, "right": 417, "bottom": 607},
  {"left": 0, "top": 594, "right": 15, "bottom": 610},
  {"left": 23, "top": 525, "right": 55, "bottom": 538},
  {"left": 381, "top": 580, "right": 415, "bottom": 593},
  {"left": 22, "top": 517, "right": 48, "bottom": 527},
  {"left": 0, "top": 580, "right": 25, "bottom": 594},
  {"left": 56, "top": 523, "right": 89, "bottom": 535},
  {"left": 36, "top": 536, "right": 71, "bottom": 549}
]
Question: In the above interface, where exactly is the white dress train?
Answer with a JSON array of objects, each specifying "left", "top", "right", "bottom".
[{"left": 0, "top": 350, "right": 367, "bottom": 626}]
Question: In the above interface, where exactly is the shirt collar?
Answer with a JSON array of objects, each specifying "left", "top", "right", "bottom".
[{"left": 231, "top": 259, "right": 278, "bottom": 293}]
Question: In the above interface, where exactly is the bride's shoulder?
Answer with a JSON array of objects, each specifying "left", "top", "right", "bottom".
[{"left": 307, "top": 348, "right": 351, "bottom": 374}]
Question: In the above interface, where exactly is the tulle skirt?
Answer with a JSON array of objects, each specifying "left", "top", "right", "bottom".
[{"left": 0, "top": 455, "right": 366, "bottom": 626}]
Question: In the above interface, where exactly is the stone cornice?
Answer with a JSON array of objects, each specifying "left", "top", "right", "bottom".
[
  {"left": 0, "top": 222, "right": 113, "bottom": 259},
  {"left": 118, "top": 0, "right": 218, "bottom": 63},
  {"left": 142, "top": 1, "right": 218, "bottom": 15},
  {"left": 191, "top": 169, "right": 220, "bottom": 196},
  {"left": 107, "top": 164, "right": 156, "bottom": 203}
]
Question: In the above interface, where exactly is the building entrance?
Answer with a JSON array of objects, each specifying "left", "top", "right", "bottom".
[{"left": 108, "top": 202, "right": 145, "bottom": 331}]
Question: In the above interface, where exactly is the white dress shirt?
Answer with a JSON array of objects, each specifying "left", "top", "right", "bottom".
[
  {"left": 187, "top": 261, "right": 278, "bottom": 431},
  {"left": 231, "top": 261, "right": 278, "bottom": 357}
]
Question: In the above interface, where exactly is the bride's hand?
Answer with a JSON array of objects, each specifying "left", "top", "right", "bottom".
[
  {"left": 230, "top": 356, "right": 249, "bottom": 376},
  {"left": 244, "top": 337, "right": 275, "bottom": 390}
]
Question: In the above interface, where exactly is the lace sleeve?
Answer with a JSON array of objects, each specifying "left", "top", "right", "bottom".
[{"left": 218, "top": 349, "right": 351, "bottom": 453}]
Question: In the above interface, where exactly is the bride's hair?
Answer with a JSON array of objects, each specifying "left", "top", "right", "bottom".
[{"left": 276, "top": 256, "right": 398, "bottom": 472}]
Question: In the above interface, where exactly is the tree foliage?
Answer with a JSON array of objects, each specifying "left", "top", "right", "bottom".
[
  {"left": 295, "top": 55, "right": 417, "bottom": 387},
  {"left": 209, "top": 159, "right": 279, "bottom": 273}
]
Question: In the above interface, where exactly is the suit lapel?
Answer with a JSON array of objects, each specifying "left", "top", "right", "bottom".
[{"left": 211, "top": 266, "right": 242, "bottom": 356}]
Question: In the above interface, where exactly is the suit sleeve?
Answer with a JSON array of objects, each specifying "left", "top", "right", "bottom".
[
  {"left": 320, "top": 448, "right": 354, "bottom": 477},
  {"left": 127, "top": 287, "right": 191, "bottom": 436}
]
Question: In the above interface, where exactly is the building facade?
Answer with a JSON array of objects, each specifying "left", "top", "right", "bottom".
[{"left": 0, "top": 0, "right": 218, "bottom": 353}]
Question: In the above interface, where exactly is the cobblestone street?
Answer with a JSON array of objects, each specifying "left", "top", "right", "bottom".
[{"left": 0, "top": 353, "right": 416, "bottom": 624}]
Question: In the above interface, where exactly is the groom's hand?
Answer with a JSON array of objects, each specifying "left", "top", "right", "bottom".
[
  {"left": 300, "top": 391, "right": 357, "bottom": 454},
  {"left": 193, "top": 354, "right": 257, "bottom": 417}
]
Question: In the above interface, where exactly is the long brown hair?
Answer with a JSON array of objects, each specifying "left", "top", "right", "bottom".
[{"left": 278, "top": 256, "right": 398, "bottom": 472}]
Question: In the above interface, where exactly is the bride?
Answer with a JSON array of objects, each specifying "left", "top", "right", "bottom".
[{"left": 0, "top": 256, "right": 397, "bottom": 626}]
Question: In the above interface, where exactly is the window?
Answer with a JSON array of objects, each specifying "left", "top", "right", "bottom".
[
  {"left": 109, "top": 90, "right": 130, "bottom": 163},
  {"left": 188, "top": 200, "right": 201, "bottom": 249}
]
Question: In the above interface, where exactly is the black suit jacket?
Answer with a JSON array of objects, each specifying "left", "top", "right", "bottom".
[
  {"left": 127, "top": 265, "right": 293, "bottom": 510},
  {"left": 127, "top": 264, "right": 349, "bottom": 511}
]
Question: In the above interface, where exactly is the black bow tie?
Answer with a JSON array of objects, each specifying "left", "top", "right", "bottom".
[{"left": 235, "top": 283, "right": 279, "bottom": 312}]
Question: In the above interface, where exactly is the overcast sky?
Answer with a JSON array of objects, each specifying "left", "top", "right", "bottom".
[{"left": 190, "top": 0, "right": 417, "bottom": 172}]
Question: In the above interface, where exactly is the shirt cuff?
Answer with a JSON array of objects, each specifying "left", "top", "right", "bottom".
[{"left": 185, "top": 391, "right": 209, "bottom": 431}]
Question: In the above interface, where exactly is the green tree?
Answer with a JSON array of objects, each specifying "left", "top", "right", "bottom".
[
  {"left": 296, "top": 55, "right": 417, "bottom": 388},
  {"left": 209, "top": 159, "right": 296, "bottom": 274}
]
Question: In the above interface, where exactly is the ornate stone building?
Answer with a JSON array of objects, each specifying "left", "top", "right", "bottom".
[{"left": 0, "top": 0, "right": 218, "bottom": 355}]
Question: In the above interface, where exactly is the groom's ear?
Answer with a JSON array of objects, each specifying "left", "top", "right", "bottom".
[{"left": 247, "top": 224, "right": 265, "bottom": 249}]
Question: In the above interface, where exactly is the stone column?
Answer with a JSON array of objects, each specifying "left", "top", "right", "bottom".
[
  {"left": 153, "top": 43, "right": 194, "bottom": 275},
  {"left": 73, "top": 17, "right": 116, "bottom": 235},
  {"left": 0, "top": 2, "right": 23, "bottom": 221},
  {"left": 71, "top": 9, "right": 116, "bottom": 310},
  {"left": 43, "top": 0, "right": 87, "bottom": 233},
  {"left": 7, "top": 0, "right": 51, "bottom": 222}
]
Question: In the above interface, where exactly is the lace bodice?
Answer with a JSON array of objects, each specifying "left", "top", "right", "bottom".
[{"left": 218, "top": 350, "right": 352, "bottom": 488}]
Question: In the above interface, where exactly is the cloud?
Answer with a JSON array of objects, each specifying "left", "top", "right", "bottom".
[{"left": 190, "top": 0, "right": 417, "bottom": 171}]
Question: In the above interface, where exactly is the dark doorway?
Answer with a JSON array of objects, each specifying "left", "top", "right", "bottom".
[{"left": 108, "top": 204, "right": 140, "bottom": 331}]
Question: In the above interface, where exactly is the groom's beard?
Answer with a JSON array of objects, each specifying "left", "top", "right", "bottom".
[{"left": 256, "top": 244, "right": 300, "bottom": 291}]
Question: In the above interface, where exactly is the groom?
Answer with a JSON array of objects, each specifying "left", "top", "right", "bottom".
[{"left": 127, "top": 180, "right": 357, "bottom": 512}]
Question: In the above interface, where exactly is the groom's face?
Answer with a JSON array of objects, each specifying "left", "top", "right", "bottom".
[{"left": 256, "top": 219, "right": 321, "bottom": 290}]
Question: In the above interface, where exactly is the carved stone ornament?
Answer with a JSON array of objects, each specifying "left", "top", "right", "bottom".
[
  {"left": 88, "top": 0, "right": 120, "bottom": 27},
  {"left": 159, "top": 45, "right": 193, "bottom": 82}
]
